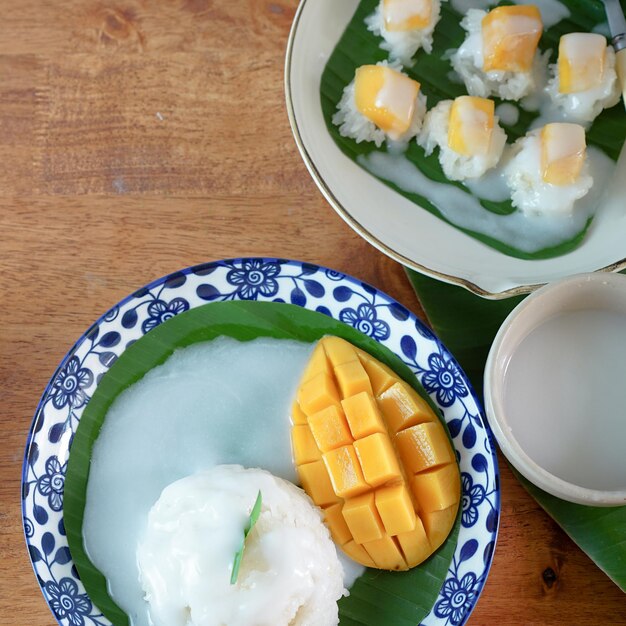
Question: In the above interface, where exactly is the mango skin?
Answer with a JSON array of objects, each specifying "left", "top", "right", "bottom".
[{"left": 292, "top": 337, "right": 460, "bottom": 571}]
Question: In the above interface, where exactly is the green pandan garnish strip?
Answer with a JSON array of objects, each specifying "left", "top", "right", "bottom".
[{"left": 230, "top": 490, "right": 263, "bottom": 585}]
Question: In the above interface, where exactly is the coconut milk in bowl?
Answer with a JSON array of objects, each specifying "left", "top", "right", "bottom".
[{"left": 484, "top": 272, "right": 626, "bottom": 506}]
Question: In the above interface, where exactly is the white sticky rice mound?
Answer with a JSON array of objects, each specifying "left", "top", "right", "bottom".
[
  {"left": 450, "top": 9, "right": 549, "bottom": 101},
  {"left": 504, "top": 131, "right": 593, "bottom": 216},
  {"left": 365, "top": 0, "right": 443, "bottom": 64},
  {"left": 333, "top": 60, "right": 427, "bottom": 148},
  {"left": 137, "top": 465, "right": 346, "bottom": 626},
  {"left": 545, "top": 46, "right": 621, "bottom": 124},
  {"left": 418, "top": 99, "right": 507, "bottom": 181}
]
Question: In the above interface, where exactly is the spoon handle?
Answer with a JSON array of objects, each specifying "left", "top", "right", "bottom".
[{"left": 617, "top": 47, "right": 626, "bottom": 110}]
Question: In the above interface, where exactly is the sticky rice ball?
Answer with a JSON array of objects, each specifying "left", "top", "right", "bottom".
[
  {"left": 365, "top": 0, "right": 444, "bottom": 64},
  {"left": 451, "top": 6, "right": 548, "bottom": 101},
  {"left": 545, "top": 33, "right": 621, "bottom": 124},
  {"left": 504, "top": 123, "right": 593, "bottom": 216},
  {"left": 333, "top": 61, "right": 427, "bottom": 147},
  {"left": 137, "top": 466, "right": 347, "bottom": 626},
  {"left": 418, "top": 96, "right": 506, "bottom": 181}
]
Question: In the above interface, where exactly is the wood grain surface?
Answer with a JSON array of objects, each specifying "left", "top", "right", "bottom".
[{"left": 0, "top": 1, "right": 624, "bottom": 624}]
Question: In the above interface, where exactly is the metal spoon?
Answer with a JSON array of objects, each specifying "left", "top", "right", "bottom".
[{"left": 602, "top": 0, "right": 626, "bottom": 107}]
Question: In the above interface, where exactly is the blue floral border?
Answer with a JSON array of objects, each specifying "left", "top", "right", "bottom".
[{"left": 22, "top": 258, "right": 500, "bottom": 626}]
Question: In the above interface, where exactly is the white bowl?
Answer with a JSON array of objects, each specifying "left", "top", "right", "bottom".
[
  {"left": 484, "top": 272, "right": 626, "bottom": 506},
  {"left": 23, "top": 258, "right": 500, "bottom": 626},
  {"left": 284, "top": 0, "right": 626, "bottom": 299}
]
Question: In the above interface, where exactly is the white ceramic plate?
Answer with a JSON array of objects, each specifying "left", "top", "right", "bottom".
[{"left": 284, "top": 0, "right": 626, "bottom": 299}]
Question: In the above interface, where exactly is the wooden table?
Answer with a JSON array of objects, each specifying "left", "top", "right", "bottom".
[{"left": 1, "top": 1, "right": 624, "bottom": 624}]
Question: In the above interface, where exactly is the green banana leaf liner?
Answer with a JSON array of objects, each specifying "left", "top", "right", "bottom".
[
  {"left": 407, "top": 269, "right": 626, "bottom": 592},
  {"left": 321, "top": 0, "right": 626, "bottom": 259},
  {"left": 64, "top": 301, "right": 462, "bottom": 626}
]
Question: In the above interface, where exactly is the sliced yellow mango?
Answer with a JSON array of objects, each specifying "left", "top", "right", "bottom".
[
  {"left": 558, "top": 33, "right": 606, "bottom": 94},
  {"left": 354, "top": 65, "right": 421, "bottom": 137},
  {"left": 378, "top": 381, "right": 435, "bottom": 434},
  {"left": 383, "top": 0, "right": 432, "bottom": 32},
  {"left": 482, "top": 5, "right": 542, "bottom": 73},
  {"left": 448, "top": 96, "right": 495, "bottom": 156},
  {"left": 540, "top": 122, "right": 586, "bottom": 186},
  {"left": 292, "top": 336, "right": 460, "bottom": 570}
]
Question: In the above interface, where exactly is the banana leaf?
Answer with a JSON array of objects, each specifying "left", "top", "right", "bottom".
[
  {"left": 63, "top": 301, "right": 461, "bottom": 626},
  {"left": 320, "top": 0, "right": 626, "bottom": 259},
  {"left": 406, "top": 268, "right": 626, "bottom": 592}
]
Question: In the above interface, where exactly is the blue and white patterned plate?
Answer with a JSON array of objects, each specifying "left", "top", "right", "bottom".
[{"left": 22, "top": 258, "right": 500, "bottom": 626}]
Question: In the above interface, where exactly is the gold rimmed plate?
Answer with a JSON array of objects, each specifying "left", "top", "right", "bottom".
[{"left": 285, "top": 0, "right": 626, "bottom": 299}]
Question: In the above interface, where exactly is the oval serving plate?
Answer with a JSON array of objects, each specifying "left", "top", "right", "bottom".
[
  {"left": 22, "top": 258, "right": 499, "bottom": 626},
  {"left": 284, "top": 0, "right": 626, "bottom": 299}
]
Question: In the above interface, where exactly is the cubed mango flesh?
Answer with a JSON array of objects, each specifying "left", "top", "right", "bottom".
[
  {"left": 343, "top": 540, "right": 376, "bottom": 567},
  {"left": 324, "top": 502, "right": 353, "bottom": 546},
  {"left": 396, "top": 518, "right": 431, "bottom": 565},
  {"left": 396, "top": 422, "right": 455, "bottom": 474},
  {"left": 308, "top": 405, "right": 353, "bottom": 452},
  {"left": 297, "top": 371, "right": 341, "bottom": 416},
  {"left": 291, "top": 400, "right": 308, "bottom": 425},
  {"left": 297, "top": 460, "right": 339, "bottom": 507},
  {"left": 411, "top": 463, "right": 461, "bottom": 512},
  {"left": 292, "top": 336, "right": 460, "bottom": 570},
  {"left": 291, "top": 424, "right": 322, "bottom": 465},
  {"left": 342, "top": 391, "right": 386, "bottom": 439},
  {"left": 322, "top": 335, "right": 359, "bottom": 367},
  {"left": 335, "top": 360, "right": 373, "bottom": 398},
  {"left": 363, "top": 535, "right": 407, "bottom": 571},
  {"left": 342, "top": 492, "right": 385, "bottom": 543},
  {"left": 301, "top": 343, "right": 332, "bottom": 383},
  {"left": 378, "top": 381, "right": 436, "bottom": 434},
  {"left": 421, "top": 504, "right": 459, "bottom": 552},
  {"left": 323, "top": 445, "right": 369, "bottom": 498},
  {"left": 357, "top": 350, "right": 398, "bottom": 395},
  {"left": 375, "top": 484, "right": 416, "bottom": 535},
  {"left": 354, "top": 432, "right": 403, "bottom": 487},
  {"left": 482, "top": 5, "right": 542, "bottom": 73}
]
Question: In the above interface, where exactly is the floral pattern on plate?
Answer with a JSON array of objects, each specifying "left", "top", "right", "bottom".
[{"left": 22, "top": 258, "right": 500, "bottom": 626}]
